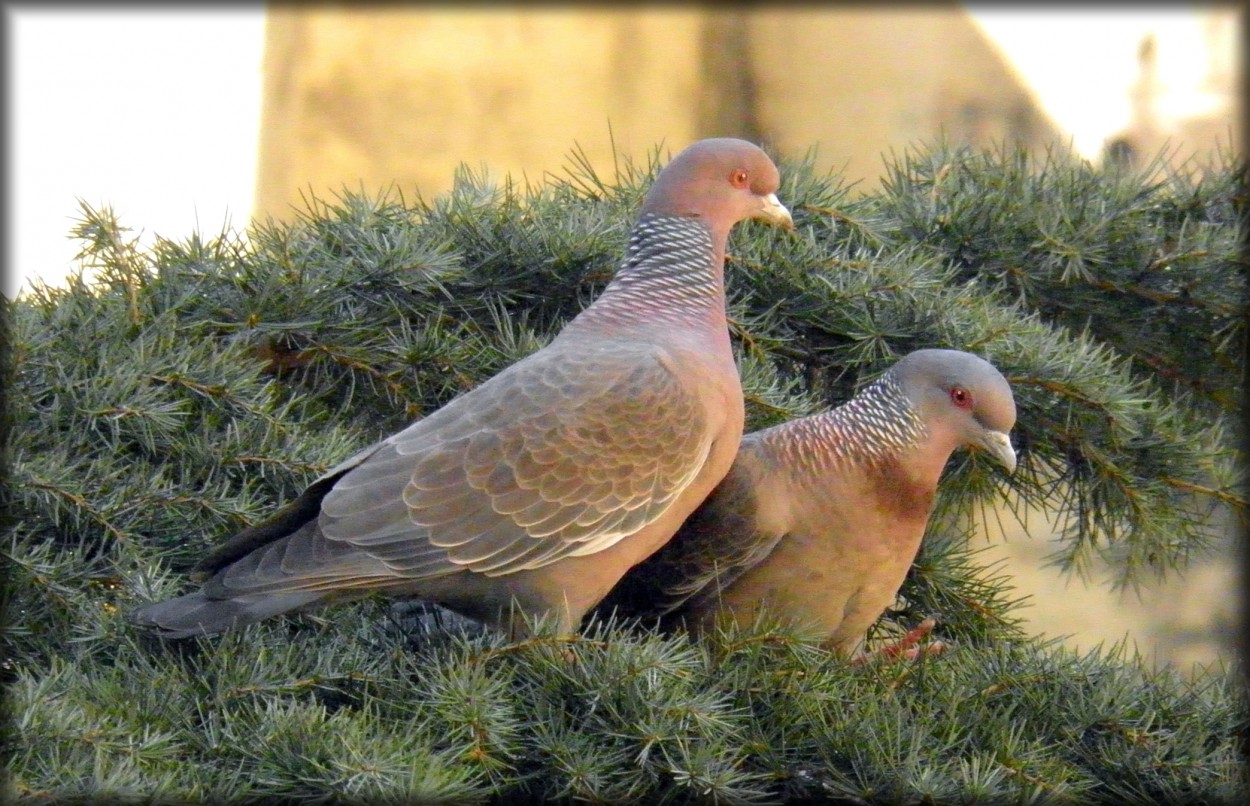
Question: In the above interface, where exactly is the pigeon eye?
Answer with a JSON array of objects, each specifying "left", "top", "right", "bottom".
[
  {"left": 950, "top": 387, "right": 972, "bottom": 408},
  {"left": 730, "top": 169, "right": 750, "bottom": 188}
]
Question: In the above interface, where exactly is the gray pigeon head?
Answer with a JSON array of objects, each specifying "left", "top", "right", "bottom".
[{"left": 890, "top": 349, "right": 1017, "bottom": 472}]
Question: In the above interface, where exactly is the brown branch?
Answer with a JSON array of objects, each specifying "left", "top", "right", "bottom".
[
  {"left": 22, "top": 478, "right": 128, "bottom": 543},
  {"left": 1161, "top": 477, "right": 1246, "bottom": 509},
  {"left": 227, "top": 455, "right": 328, "bottom": 474},
  {"left": 1004, "top": 377, "right": 1107, "bottom": 410}
]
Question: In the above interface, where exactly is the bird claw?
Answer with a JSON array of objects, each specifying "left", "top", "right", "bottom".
[{"left": 851, "top": 617, "right": 945, "bottom": 665}]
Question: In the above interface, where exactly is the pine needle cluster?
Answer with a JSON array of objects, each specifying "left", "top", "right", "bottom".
[{"left": 3, "top": 139, "right": 1245, "bottom": 802}]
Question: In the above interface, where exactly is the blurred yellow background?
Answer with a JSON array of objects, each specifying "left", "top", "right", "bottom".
[{"left": 7, "top": 4, "right": 1241, "bottom": 674}]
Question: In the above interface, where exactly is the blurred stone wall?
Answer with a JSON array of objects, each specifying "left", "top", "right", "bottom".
[
  {"left": 976, "top": 502, "right": 1240, "bottom": 676},
  {"left": 1103, "top": 7, "right": 1241, "bottom": 173},
  {"left": 254, "top": 4, "right": 1058, "bottom": 220}
]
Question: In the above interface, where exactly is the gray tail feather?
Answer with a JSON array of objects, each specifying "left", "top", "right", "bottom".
[{"left": 129, "top": 590, "right": 325, "bottom": 639}]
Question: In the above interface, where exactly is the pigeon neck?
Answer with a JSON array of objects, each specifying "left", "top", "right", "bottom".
[
  {"left": 765, "top": 373, "right": 931, "bottom": 477},
  {"left": 573, "top": 214, "right": 727, "bottom": 331}
]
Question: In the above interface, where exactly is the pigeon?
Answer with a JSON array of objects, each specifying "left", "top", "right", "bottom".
[
  {"left": 131, "top": 138, "right": 794, "bottom": 639},
  {"left": 591, "top": 349, "right": 1017, "bottom": 655}
]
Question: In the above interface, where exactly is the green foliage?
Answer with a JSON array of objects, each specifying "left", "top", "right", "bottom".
[
  {"left": 3, "top": 139, "right": 1245, "bottom": 801},
  {"left": 4, "top": 608, "right": 1244, "bottom": 803},
  {"left": 876, "top": 143, "right": 1244, "bottom": 419}
]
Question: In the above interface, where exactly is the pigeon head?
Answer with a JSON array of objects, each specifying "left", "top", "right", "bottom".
[
  {"left": 641, "top": 138, "right": 793, "bottom": 236},
  {"left": 892, "top": 349, "right": 1017, "bottom": 473}
]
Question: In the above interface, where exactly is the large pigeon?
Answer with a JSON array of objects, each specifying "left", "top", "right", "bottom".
[
  {"left": 131, "top": 138, "right": 794, "bottom": 639},
  {"left": 591, "top": 349, "right": 1017, "bottom": 655}
]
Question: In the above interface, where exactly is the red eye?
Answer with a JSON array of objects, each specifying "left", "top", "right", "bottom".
[
  {"left": 950, "top": 387, "right": 972, "bottom": 408},
  {"left": 730, "top": 169, "right": 749, "bottom": 188}
]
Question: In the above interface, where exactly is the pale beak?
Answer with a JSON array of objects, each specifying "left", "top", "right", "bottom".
[
  {"left": 755, "top": 192, "right": 794, "bottom": 230},
  {"left": 978, "top": 430, "right": 1017, "bottom": 474}
]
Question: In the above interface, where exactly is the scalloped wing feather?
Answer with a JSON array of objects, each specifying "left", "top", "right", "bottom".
[{"left": 223, "top": 340, "right": 715, "bottom": 596}]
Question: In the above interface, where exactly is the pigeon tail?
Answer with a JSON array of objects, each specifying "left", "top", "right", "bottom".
[{"left": 130, "top": 590, "right": 325, "bottom": 639}]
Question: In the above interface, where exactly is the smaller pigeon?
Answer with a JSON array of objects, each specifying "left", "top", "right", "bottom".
[{"left": 591, "top": 349, "right": 1017, "bottom": 655}]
